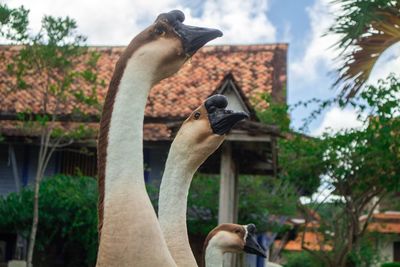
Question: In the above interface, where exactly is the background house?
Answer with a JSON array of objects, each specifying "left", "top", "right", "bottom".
[
  {"left": 0, "top": 44, "right": 287, "bottom": 193},
  {"left": 0, "top": 44, "right": 287, "bottom": 266},
  {"left": 275, "top": 210, "right": 400, "bottom": 265}
]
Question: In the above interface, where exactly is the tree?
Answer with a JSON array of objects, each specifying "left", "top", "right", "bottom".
[
  {"left": 0, "top": 5, "right": 103, "bottom": 266},
  {"left": 0, "top": 175, "right": 98, "bottom": 267},
  {"left": 330, "top": 0, "right": 400, "bottom": 98},
  {"left": 280, "top": 75, "right": 400, "bottom": 267}
]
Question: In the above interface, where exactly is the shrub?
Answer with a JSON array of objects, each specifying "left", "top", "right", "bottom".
[
  {"left": 381, "top": 263, "right": 400, "bottom": 267},
  {"left": 0, "top": 175, "right": 98, "bottom": 266},
  {"left": 283, "top": 252, "right": 322, "bottom": 267}
]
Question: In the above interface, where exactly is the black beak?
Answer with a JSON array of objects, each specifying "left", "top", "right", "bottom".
[
  {"left": 176, "top": 24, "right": 223, "bottom": 55},
  {"left": 157, "top": 10, "right": 223, "bottom": 56},
  {"left": 205, "top": 95, "right": 249, "bottom": 135},
  {"left": 243, "top": 224, "right": 266, "bottom": 258}
]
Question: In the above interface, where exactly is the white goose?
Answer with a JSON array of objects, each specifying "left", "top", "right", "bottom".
[
  {"left": 96, "top": 10, "right": 222, "bottom": 267},
  {"left": 203, "top": 223, "right": 266, "bottom": 267},
  {"left": 159, "top": 95, "right": 265, "bottom": 266}
]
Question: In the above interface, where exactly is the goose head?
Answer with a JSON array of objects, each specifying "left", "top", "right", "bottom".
[
  {"left": 173, "top": 95, "right": 248, "bottom": 166},
  {"left": 204, "top": 223, "right": 266, "bottom": 257},
  {"left": 124, "top": 10, "right": 222, "bottom": 84}
]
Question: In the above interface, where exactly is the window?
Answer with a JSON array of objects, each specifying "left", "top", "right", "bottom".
[
  {"left": 394, "top": 241, "right": 400, "bottom": 262},
  {"left": 60, "top": 149, "right": 97, "bottom": 177}
]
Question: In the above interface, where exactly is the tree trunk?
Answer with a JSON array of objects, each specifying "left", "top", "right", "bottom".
[{"left": 26, "top": 171, "right": 41, "bottom": 267}]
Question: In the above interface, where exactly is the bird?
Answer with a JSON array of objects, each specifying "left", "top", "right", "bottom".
[
  {"left": 158, "top": 94, "right": 248, "bottom": 266},
  {"left": 96, "top": 10, "right": 222, "bottom": 267},
  {"left": 202, "top": 223, "right": 266, "bottom": 267}
]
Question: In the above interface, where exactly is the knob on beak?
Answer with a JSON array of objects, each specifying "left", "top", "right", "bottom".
[
  {"left": 205, "top": 95, "right": 249, "bottom": 135},
  {"left": 157, "top": 10, "right": 223, "bottom": 56},
  {"left": 244, "top": 224, "right": 266, "bottom": 258}
]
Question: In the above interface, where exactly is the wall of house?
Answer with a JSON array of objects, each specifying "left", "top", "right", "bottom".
[
  {"left": 0, "top": 144, "right": 58, "bottom": 196},
  {"left": 377, "top": 237, "right": 400, "bottom": 265},
  {"left": 0, "top": 143, "right": 170, "bottom": 196},
  {"left": 224, "top": 90, "right": 248, "bottom": 113},
  {"left": 0, "top": 144, "right": 19, "bottom": 195},
  {"left": 381, "top": 240, "right": 393, "bottom": 263},
  {"left": 145, "top": 145, "right": 170, "bottom": 184}
]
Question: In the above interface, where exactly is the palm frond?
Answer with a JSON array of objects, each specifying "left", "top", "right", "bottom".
[{"left": 331, "top": 1, "right": 400, "bottom": 98}]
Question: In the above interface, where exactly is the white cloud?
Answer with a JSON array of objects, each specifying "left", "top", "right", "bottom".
[
  {"left": 368, "top": 42, "right": 400, "bottom": 83},
  {"left": 4, "top": 0, "right": 276, "bottom": 45},
  {"left": 5, "top": 0, "right": 179, "bottom": 45},
  {"left": 312, "top": 107, "right": 364, "bottom": 137},
  {"left": 181, "top": 0, "right": 276, "bottom": 44},
  {"left": 291, "top": 0, "right": 340, "bottom": 83}
]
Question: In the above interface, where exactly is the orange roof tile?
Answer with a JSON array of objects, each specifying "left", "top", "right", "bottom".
[
  {"left": 275, "top": 231, "right": 332, "bottom": 252},
  {"left": 362, "top": 212, "right": 400, "bottom": 234},
  {"left": 0, "top": 44, "right": 287, "bottom": 119},
  {"left": 367, "top": 222, "right": 400, "bottom": 234}
]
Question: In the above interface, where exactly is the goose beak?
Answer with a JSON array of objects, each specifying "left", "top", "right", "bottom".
[
  {"left": 176, "top": 24, "right": 223, "bottom": 55},
  {"left": 244, "top": 224, "right": 266, "bottom": 258},
  {"left": 159, "top": 10, "right": 222, "bottom": 55},
  {"left": 205, "top": 95, "right": 249, "bottom": 135}
]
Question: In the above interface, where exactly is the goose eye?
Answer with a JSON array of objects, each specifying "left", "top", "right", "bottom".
[
  {"left": 155, "top": 27, "right": 165, "bottom": 35},
  {"left": 194, "top": 112, "right": 201, "bottom": 120},
  {"left": 234, "top": 229, "right": 241, "bottom": 234}
]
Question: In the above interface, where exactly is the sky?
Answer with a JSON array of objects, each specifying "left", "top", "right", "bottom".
[{"left": 3, "top": 0, "right": 399, "bottom": 136}]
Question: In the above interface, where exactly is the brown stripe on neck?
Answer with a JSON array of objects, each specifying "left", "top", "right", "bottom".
[
  {"left": 97, "top": 29, "right": 153, "bottom": 239},
  {"left": 201, "top": 224, "right": 244, "bottom": 267}
]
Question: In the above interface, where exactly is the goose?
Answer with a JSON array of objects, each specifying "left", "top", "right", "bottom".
[
  {"left": 202, "top": 223, "right": 266, "bottom": 267},
  {"left": 158, "top": 94, "right": 248, "bottom": 266},
  {"left": 96, "top": 10, "right": 222, "bottom": 267}
]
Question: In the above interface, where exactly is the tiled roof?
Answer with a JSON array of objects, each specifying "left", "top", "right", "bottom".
[
  {"left": 362, "top": 212, "right": 400, "bottom": 234},
  {"left": 367, "top": 222, "right": 400, "bottom": 234},
  {"left": 0, "top": 44, "right": 287, "bottom": 120},
  {"left": 276, "top": 211, "right": 400, "bottom": 252},
  {"left": 275, "top": 231, "right": 332, "bottom": 252}
]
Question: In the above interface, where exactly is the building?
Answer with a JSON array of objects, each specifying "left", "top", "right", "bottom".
[
  {"left": 276, "top": 211, "right": 400, "bottom": 265},
  {"left": 0, "top": 44, "right": 287, "bottom": 265}
]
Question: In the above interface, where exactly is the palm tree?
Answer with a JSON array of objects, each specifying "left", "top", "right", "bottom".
[{"left": 330, "top": 0, "right": 400, "bottom": 98}]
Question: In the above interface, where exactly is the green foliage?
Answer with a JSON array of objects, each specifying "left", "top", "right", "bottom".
[
  {"left": 0, "top": 175, "right": 98, "bottom": 266},
  {"left": 184, "top": 175, "right": 219, "bottom": 235},
  {"left": 0, "top": 4, "right": 29, "bottom": 41},
  {"left": 238, "top": 176, "right": 297, "bottom": 232},
  {"left": 347, "top": 234, "right": 381, "bottom": 267},
  {"left": 283, "top": 252, "right": 322, "bottom": 267},
  {"left": 285, "top": 75, "right": 400, "bottom": 267},
  {"left": 148, "top": 174, "right": 298, "bottom": 235},
  {"left": 324, "top": 75, "right": 400, "bottom": 192},
  {"left": 0, "top": 7, "right": 104, "bottom": 262},
  {"left": 278, "top": 134, "right": 323, "bottom": 195},
  {"left": 381, "top": 263, "right": 400, "bottom": 267},
  {"left": 258, "top": 93, "right": 290, "bottom": 132},
  {"left": 257, "top": 91, "right": 323, "bottom": 195},
  {"left": 0, "top": 3, "right": 104, "bottom": 130}
]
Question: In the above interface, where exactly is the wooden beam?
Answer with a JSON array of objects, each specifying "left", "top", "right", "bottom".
[
  {"left": 218, "top": 142, "right": 239, "bottom": 267},
  {"left": 226, "top": 132, "right": 272, "bottom": 142},
  {"left": 218, "top": 142, "right": 238, "bottom": 224},
  {"left": 9, "top": 145, "right": 21, "bottom": 192}
]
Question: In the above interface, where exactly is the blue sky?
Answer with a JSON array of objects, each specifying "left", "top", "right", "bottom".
[{"left": 4, "top": 0, "right": 399, "bottom": 135}]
